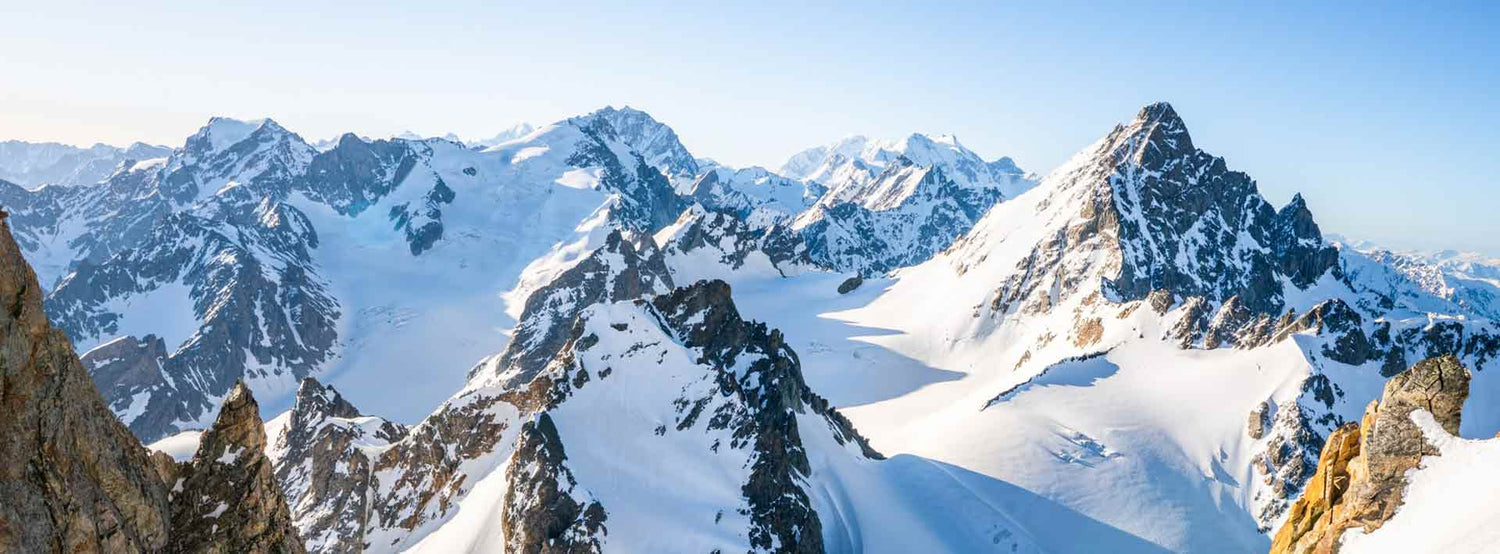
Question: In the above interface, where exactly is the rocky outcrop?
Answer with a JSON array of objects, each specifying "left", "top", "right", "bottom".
[
  {"left": 1270, "top": 355, "right": 1472, "bottom": 554},
  {"left": 1248, "top": 401, "right": 1271, "bottom": 440},
  {"left": 168, "top": 381, "right": 305, "bottom": 554},
  {"left": 270, "top": 378, "right": 405, "bottom": 554},
  {"left": 837, "top": 275, "right": 863, "bottom": 294},
  {"left": 501, "top": 413, "right": 609, "bottom": 554},
  {"left": 0, "top": 214, "right": 172, "bottom": 553},
  {"left": 1251, "top": 400, "right": 1323, "bottom": 531}
]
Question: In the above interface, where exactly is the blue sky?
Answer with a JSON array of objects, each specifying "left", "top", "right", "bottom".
[{"left": 1, "top": 1, "right": 1496, "bottom": 254}]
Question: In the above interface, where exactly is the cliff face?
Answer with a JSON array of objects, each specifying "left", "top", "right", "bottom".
[
  {"left": 0, "top": 209, "right": 306, "bottom": 554},
  {"left": 0, "top": 213, "right": 173, "bottom": 553},
  {"left": 1271, "top": 355, "right": 1472, "bottom": 554}
]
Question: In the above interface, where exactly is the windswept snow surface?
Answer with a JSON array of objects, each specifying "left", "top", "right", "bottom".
[
  {"left": 285, "top": 129, "right": 617, "bottom": 420},
  {"left": 719, "top": 267, "right": 1304, "bottom": 553}
]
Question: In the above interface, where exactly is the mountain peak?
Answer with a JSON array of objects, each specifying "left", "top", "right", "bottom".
[
  {"left": 1134, "top": 101, "right": 1181, "bottom": 125},
  {"left": 292, "top": 377, "right": 361, "bottom": 420},
  {"left": 573, "top": 105, "right": 699, "bottom": 178},
  {"left": 211, "top": 380, "right": 263, "bottom": 450},
  {"left": 192, "top": 116, "right": 274, "bottom": 153},
  {"left": 1125, "top": 101, "right": 1193, "bottom": 156}
]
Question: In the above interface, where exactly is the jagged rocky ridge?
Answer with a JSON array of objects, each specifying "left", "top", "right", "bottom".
[
  {"left": 267, "top": 378, "right": 406, "bottom": 553},
  {"left": 264, "top": 280, "right": 913, "bottom": 553},
  {"left": 0, "top": 214, "right": 302, "bottom": 553},
  {"left": 167, "top": 381, "right": 307, "bottom": 554},
  {"left": 255, "top": 216, "right": 1039, "bottom": 552}
]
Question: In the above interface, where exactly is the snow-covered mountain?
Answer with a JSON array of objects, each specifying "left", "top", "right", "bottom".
[
  {"left": 0, "top": 139, "right": 171, "bottom": 189},
  {"left": 4, "top": 100, "right": 1495, "bottom": 553},
  {"left": 773, "top": 133, "right": 1039, "bottom": 275},
  {"left": 0, "top": 103, "right": 1044, "bottom": 445},
  {"left": 2, "top": 107, "right": 715, "bottom": 443},
  {"left": 779, "top": 133, "right": 1034, "bottom": 200},
  {"left": 682, "top": 165, "right": 825, "bottom": 229},
  {"left": 256, "top": 244, "right": 1043, "bottom": 552},
  {"left": 722, "top": 102, "right": 1498, "bottom": 552},
  {"left": 1328, "top": 236, "right": 1500, "bottom": 321}
]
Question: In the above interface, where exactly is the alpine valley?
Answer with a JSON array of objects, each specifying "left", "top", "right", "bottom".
[{"left": 2, "top": 102, "right": 1496, "bottom": 554}]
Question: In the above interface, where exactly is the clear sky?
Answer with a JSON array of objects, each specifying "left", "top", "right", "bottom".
[{"left": 2, "top": 1, "right": 1496, "bottom": 255}]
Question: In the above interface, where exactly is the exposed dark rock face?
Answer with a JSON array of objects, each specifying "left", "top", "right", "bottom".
[
  {"left": 168, "top": 381, "right": 305, "bottom": 554},
  {"left": 296, "top": 135, "right": 417, "bottom": 216},
  {"left": 1271, "top": 355, "right": 1472, "bottom": 554},
  {"left": 979, "top": 103, "right": 1340, "bottom": 326},
  {"left": 580, "top": 106, "right": 700, "bottom": 182},
  {"left": 1103, "top": 104, "right": 1338, "bottom": 314},
  {"left": 493, "top": 229, "right": 675, "bottom": 386},
  {"left": 270, "top": 378, "right": 406, "bottom": 554},
  {"left": 0, "top": 215, "right": 172, "bottom": 554},
  {"left": 387, "top": 174, "right": 454, "bottom": 255},
  {"left": 501, "top": 413, "right": 608, "bottom": 554},
  {"left": 46, "top": 199, "right": 339, "bottom": 442},
  {"left": 647, "top": 280, "right": 881, "bottom": 551},
  {"left": 1251, "top": 400, "right": 1323, "bottom": 531},
  {"left": 566, "top": 113, "right": 687, "bottom": 233},
  {"left": 364, "top": 385, "right": 527, "bottom": 550}
]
